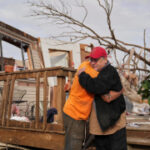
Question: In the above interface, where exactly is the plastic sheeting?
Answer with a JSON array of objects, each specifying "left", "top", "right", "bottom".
[{"left": 50, "top": 51, "right": 69, "bottom": 67}]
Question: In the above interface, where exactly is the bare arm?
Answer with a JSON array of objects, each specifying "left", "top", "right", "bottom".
[{"left": 101, "top": 89, "right": 123, "bottom": 103}]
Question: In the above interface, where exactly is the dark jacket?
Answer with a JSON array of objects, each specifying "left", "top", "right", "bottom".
[
  {"left": 41, "top": 108, "right": 57, "bottom": 123},
  {"left": 79, "top": 63, "right": 125, "bottom": 131}
]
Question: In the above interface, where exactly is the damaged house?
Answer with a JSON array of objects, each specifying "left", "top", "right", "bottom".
[
  {"left": 0, "top": 21, "right": 91, "bottom": 149},
  {"left": 0, "top": 21, "right": 150, "bottom": 150}
]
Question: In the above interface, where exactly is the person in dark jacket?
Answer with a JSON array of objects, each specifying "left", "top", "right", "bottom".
[{"left": 78, "top": 46, "right": 127, "bottom": 150}]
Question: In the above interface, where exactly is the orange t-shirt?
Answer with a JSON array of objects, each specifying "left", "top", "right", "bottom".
[{"left": 63, "top": 61, "right": 99, "bottom": 120}]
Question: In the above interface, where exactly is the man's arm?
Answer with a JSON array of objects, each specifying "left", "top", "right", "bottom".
[
  {"left": 78, "top": 65, "right": 123, "bottom": 96},
  {"left": 101, "top": 89, "right": 123, "bottom": 103},
  {"left": 79, "top": 71, "right": 110, "bottom": 95}
]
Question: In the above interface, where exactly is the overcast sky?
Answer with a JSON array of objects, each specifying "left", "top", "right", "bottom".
[{"left": 0, "top": 0, "right": 150, "bottom": 60}]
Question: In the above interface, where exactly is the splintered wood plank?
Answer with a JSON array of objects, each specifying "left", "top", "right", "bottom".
[
  {"left": 127, "top": 137, "right": 150, "bottom": 146},
  {"left": 2, "top": 75, "right": 11, "bottom": 126},
  {"left": 0, "top": 70, "right": 63, "bottom": 80},
  {"left": 5, "top": 120, "right": 64, "bottom": 132},
  {"left": 51, "top": 86, "right": 57, "bottom": 108},
  {"left": 43, "top": 71, "right": 48, "bottom": 130},
  {"left": 0, "top": 67, "right": 76, "bottom": 81},
  {"left": 27, "top": 47, "right": 34, "bottom": 70},
  {"left": 6, "top": 75, "right": 16, "bottom": 127},
  {"left": 69, "top": 50, "right": 73, "bottom": 67},
  {"left": 68, "top": 71, "right": 73, "bottom": 83},
  {"left": 127, "top": 129, "right": 150, "bottom": 146},
  {"left": 35, "top": 72, "right": 40, "bottom": 129},
  {"left": 56, "top": 77, "right": 66, "bottom": 124},
  {"left": 0, "top": 84, "right": 6, "bottom": 125},
  {"left": 0, "top": 128, "right": 65, "bottom": 150}
]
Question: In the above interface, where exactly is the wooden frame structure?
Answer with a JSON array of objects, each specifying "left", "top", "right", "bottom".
[
  {"left": 0, "top": 67, "right": 150, "bottom": 150},
  {"left": 0, "top": 67, "right": 75, "bottom": 150}
]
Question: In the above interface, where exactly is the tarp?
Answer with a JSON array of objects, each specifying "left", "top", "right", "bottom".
[{"left": 50, "top": 51, "right": 68, "bottom": 67}]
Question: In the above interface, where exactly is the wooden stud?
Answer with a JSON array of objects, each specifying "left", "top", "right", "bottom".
[
  {"left": 68, "top": 71, "right": 73, "bottom": 84},
  {"left": 29, "top": 46, "right": 35, "bottom": 69},
  {"left": 0, "top": 34, "right": 3, "bottom": 57},
  {"left": 21, "top": 42, "right": 26, "bottom": 70},
  {"left": 0, "top": 81, "right": 7, "bottom": 125},
  {"left": 6, "top": 75, "right": 16, "bottom": 127},
  {"left": 35, "top": 72, "right": 40, "bottom": 129},
  {"left": 0, "top": 35, "right": 4, "bottom": 71},
  {"left": 26, "top": 47, "right": 33, "bottom": 70},
  {"left": 69, "top": 51, "right": 73, "bottom": 67},
  {"left": 51, "top": 86, "right": 57, "bottom": 109},
  {"left": 42, "top": 71, "right": 48, "bottom": 130},
  {"left": 2, "top": 75, "right": 11, "bottom": 126},
  {"left": 56, "top": 77, "right": 66, "bottom": 124}
]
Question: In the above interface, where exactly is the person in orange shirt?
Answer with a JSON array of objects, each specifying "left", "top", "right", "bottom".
[{"left": 63, "top": 47, "right": 123, "bottom": 150}]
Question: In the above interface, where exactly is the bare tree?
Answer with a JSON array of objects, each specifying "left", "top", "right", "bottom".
[
  {"left": 27, "top": 0, "right": 150, "bottom": 103},
  {"left": 28, "top": 0, "right": 150, "bottom": 72}
]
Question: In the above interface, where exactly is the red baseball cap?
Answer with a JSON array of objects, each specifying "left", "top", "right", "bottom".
[{"left": 86, "top": 47, "right": 107, "bottom": 59}]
